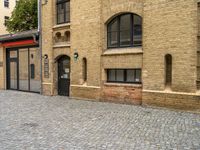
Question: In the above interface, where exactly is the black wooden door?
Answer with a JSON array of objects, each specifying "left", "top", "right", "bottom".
[{"left": 58, "top": 56, "right": 70, "bottom": 96}]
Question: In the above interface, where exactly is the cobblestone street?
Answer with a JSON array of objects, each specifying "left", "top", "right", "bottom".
[{"left": 0, "top": 91, "right": 200, "bottom": 150}]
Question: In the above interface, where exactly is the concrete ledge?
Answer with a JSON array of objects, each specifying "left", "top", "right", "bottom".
[
  {"left": 53, "top": 44, "right": 70, "bottom": 48},
  {"left": 104, "top": 82, "right": 142, "bottom": 88},
  {"left": 71, "top": 84, "right": 101, "bottom": 89},
  {"left": 143, "top": 89, "right": 200, "bottom": 96},
  {"left": 53, "top": 23, "right": 70, "bottom": 29},
  {"left": 102, "top": 47, "right": 143, "bottom": 56}
]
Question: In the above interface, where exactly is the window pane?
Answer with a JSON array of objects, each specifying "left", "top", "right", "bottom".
[
  {"left": 116, "top": 70, "right": 124, "bottom": 82},
  {"left": 10, "top": 50, "right": 17, "bottom": 58},
  {"left": 126, "top": 70, "right": 135, "bottom": 82},
  {"left": 120, "top": 14, "right": 131, "bottom": 31},
  {"left": 120, "top": 30, "right": 131, "bottom": 46},
  {"left": 29, "top": 48, "right": 41, "bottom": 92},
  {"left": 108, "top": 32, "right": 118, "bottom": 47},
  {"left": 19, "top": 48, "right": 29, "bottom": 91},
  {"left": 135, "top": 69, "right": 141, "bottom": 82},
  {"left": 108, "top": 19, "right": 118, "bottom": 32},
  {"left": 66, "top": 12, "right": 70, "bottom": 23},
  {"left": 133, "top": 15, "right": 142, "bottom": 46},
  {"left": 65, "top": 2, "right": 70, "bottom": 22},
  {"left": 120, "top": 14, "right": 131, "bottom": 46},
  {"left": 108, "top": 70, "right": 115, "bottom": 81},
  {"left": 57, "top": 4, "right": 65, "bottom": 23},
  {"left": 62, "top": 59, "right": 70, "bottom": 79},
  {"left": 10, "top": 61, "right": 17, "bottom": 89},
  {"left": 107, "top": 69, "right": 142, "bottom": 83}
]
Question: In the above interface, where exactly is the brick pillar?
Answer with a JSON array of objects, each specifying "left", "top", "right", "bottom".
[{"left": 0, "top": 47, "right": 6, "bottom": 89}]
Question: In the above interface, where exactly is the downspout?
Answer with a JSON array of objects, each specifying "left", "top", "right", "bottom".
[
  {"left": 38, "top": 0, "right": 43, "bottom": 94},
  {"left": 32, "top": 33, "right": 38, "bottom": 44}
]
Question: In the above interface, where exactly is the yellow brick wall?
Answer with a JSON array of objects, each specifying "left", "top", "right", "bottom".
[
  {"left": 143, "top": 0, "right": 197, "bottom": 93},
  {"left": 71, "top": 0, "right": 101, "bottom": 85},
  {"left": 42, "top": 0, "right": 54, "bottom": 95},
  {"left": 70, "top": 0, "right": 102, "bottom": 98},
  {"left": 143, "top": 91, "right": 200, "bottom": 111},
  {"left": 40, "top": 0, "right": 200, "bottom": 109},
  {"left": 0, "top": 47, "right": 6, "bottom": 89}
]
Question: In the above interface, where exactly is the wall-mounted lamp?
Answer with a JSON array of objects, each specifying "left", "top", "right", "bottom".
[
  {"left": 74, "top": 52, "right": 79, "bottom": 61},
  {"left": 43, "top": 54, "right": 48, "bottom": 59}
]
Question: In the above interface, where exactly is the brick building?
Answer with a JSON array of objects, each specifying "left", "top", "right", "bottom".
[
  {"left": 0, "top": 0, "right": 200, "bottom": 110},
  {"left": 40, "top": 0, "right": 200, "bottom": 110}
]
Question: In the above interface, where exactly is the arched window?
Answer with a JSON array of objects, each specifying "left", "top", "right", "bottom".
[
  {"left": 165, "top": 54, "right": 172, "bottom": 87},
  {"left": 64, "top": 31, "right": 70, "bottom": 42},
  {"left": 82, "top": 58, "right": 87, "bottom": 82},
  {"left": 107, "top": 13, "right": 142, "bottom": 48},
  {"left": 55, "top": 32, "right": 62, "bottom": 43},
  {"left": 57, "top": 0, "right": 70, "bottom": 24}
]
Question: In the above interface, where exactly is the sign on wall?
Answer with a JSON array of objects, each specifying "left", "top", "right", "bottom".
[{"left": 44, "top": 58, "right": 49, "bottom": 78}]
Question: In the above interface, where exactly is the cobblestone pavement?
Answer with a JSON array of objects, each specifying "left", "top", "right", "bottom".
[{"left": 0, "top": 91, "right": 200, "bottom": 150}]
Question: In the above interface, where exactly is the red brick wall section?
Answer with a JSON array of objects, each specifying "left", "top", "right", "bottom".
[{"left": 101, "top": 84, "right": 142, "bottom": 105}]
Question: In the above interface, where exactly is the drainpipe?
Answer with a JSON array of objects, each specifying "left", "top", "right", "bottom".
[
  {"left": 32, "top": 33, "right": 38, "bottom": 44},
  {"left": 38, "top": 0, "right": 43, "bottom": 94}
]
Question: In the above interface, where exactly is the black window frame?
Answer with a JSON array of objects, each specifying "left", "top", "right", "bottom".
[
  {"left": 56, "top": 0, "right": 70, "bottom": 24},
  {"left": 6, "top": 45, "right": 40, "bottom": 93},
  {"left": 107, "top": 69, "right": 142, "bottom": 84},
  {"left": 107, "top": 13, "right": 142, "bottom": 49},
  {"left": 4, "top": 0, "right": 9, "bottom": 8},
  {"left": 4, "top": 16, "right": 9, "bottom": 26}
]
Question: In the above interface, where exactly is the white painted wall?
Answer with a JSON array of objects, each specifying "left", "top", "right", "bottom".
[{"left": 0, "top": 0, "right": 16, "bottom": 35}]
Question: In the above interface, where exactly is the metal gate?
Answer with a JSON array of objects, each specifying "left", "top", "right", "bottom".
[{"left": 6, "top": 47, "right": 41, "bottom": 93}]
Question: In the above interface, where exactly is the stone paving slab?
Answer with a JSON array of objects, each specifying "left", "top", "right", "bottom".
[{"left": 0, "top": 91, "right": 200, "bottom": 150}]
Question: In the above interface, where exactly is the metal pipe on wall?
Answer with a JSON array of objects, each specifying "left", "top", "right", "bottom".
[{"left": 38, "top": 0, "right": 43, "bottom": 94}]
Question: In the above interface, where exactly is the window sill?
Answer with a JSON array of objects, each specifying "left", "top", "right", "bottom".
[
  {"left": 103, "top": 47, "right": 143, "bottom": 56},
  {"left": 53, "top": 43, "right": 70, "bottom": 48},
  {"left": 104, "top": 82, "right": 142, "bottom": 88},
  {"left": 53, "top": 23, "right": 70, "bottom": 29}
]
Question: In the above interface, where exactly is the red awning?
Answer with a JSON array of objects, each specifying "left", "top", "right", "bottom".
[{"left": 2, "top": 39, "right": 36, "bottom": 47}]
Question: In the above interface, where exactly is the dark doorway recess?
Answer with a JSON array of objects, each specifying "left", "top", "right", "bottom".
[
  {"left": 58, "top": 55, "right": 70, "bottom": 96},
  {"left": 6, "top": 47, "right": 41, "bottom": 93}
]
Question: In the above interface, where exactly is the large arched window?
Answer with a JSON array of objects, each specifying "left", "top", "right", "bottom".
[{"left": 107, "top": 13, "right": 142, "bottom": 48}]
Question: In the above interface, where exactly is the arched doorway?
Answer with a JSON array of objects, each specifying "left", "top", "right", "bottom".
[{"left": 57, "top": 55, "right": 70, "bottom": 96}]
